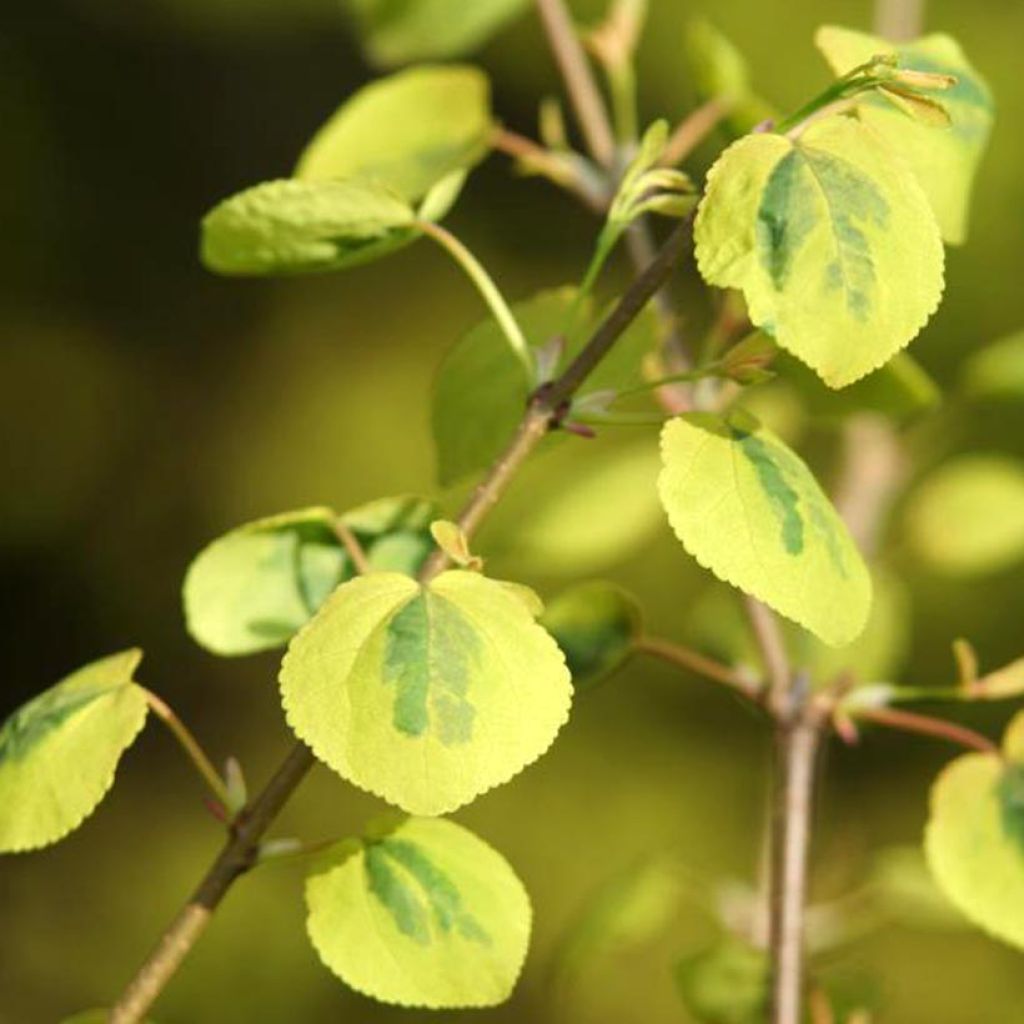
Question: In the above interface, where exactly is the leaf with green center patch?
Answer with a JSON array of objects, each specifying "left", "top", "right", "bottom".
[
  {"left": 345, "top": 0, "right": 528, "bottom": 66},
  {"left": 816, "top": 26, "right": 994, "bottom": 244},
  {"left": 694, "top": 114, "right": 944, "bottom": 387},
  {"left": 904, "top": 455, "right": 1024, "bottom": 575},
  {"left": 540, "top": 581, "right": 642, "bottom": 691},
  {"left": 431, "top": 286, "right": 659, "bottom": 485},
  {"left": 925, "top": 710, "right": 1024, "bottom": 951},
  {"left": 306, "top": 815, "right": 530, "bottom": 1007},
  {"left": 200, "top": 178, "right": 417, "bottom": 276},
  {"left": 0, "top": 650, "right": 148, "bottom": 853},
  {"left": 962, "top": 330, "right": 1024, "bottom": 401},
  {"left": 280, "top": 570, "right": 571, "bottom": 814},
  {"left": 296, "top": 66, "right": 492, "bottom": 213},
  {"left": 184, "top": 498, "right": 435, "bottom": 656},
  {"left": 658, "top": 412, "right": 871, "bottom": 646}
]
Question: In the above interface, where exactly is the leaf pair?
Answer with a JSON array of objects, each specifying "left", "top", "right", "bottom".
[{"left": 201, "top": 65, "right": 493, "bottom": 276}]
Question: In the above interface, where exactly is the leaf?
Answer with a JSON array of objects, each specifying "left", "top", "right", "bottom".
[
  {"left": 305, "top": 816, "right": 530, "bottom": 1007},
  {"left": 200, "top": 178, "right": 417, "bottom": 276},
  {"left": 694, "top": 114, "right": 944, "bottom": 388},
  {"left": 184, "top": 498, "right": 435, "bottom": 656},
  {"left": 296, "top": 66, "right": 492, "bottom": 207},
  {"left": 962, "top": 330, "right": 1024, "bottom": 401},
  {"left": 658, "top": 412, "right": 871, "bottom": 646},
  {"left": 540, "top": 581, "right": 642, "bottom": 690},
  {"left": 345, "top": 0, "right": 528, "bottom": 66},
  {"left": 816, "top": 26, "right": 994, "bottom": 244},
  {"left": 904, "top": 455, "right": 1024, "bottom": 575},
  {"left": 868, "top": 845, "right": 965, "bottom": 930},
  {"left": 0, "top": 651, "right": 148, "bottom": 853},
  {"left": 925, "top": 710, "right": 1024, "bottom": 951},
  {"left": 431, "top": 286, "right": 658, "bottom": 485},
  {"left": 279, "top": 570, "right": 572, "bottom": 815},
  {"left": 675, "top": 939, "right": 769, "bottom": 1024}
]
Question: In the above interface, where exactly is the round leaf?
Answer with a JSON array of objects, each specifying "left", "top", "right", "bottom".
[
  {"left": 0, "top": 650, "right": 148, "bottom": 853},
  {"left": 658, "top": 413, "right": 871, "bottom": 647},
  {"left": 816, "top": 26, "right": 994, "bottom": 245},
  {"left": 200, "top": 178, "right": 416, "bottom": 276},
  {"left": 925, "top": 712, "right": 1024, "bottom": 950},
  {"left": 296, "top": 65, "right": 492, "bottom": 208},
  {"left": 962, "top": 330, "right": 1024, "bottom": 401},
  {"left": 184, "top": 498, "right": 435, "bottom": 656},
  {"left": 346, "top": 0, "right": 528, "bottom": 66},
  {"left": 280, "top": 570, "right": 572, "bottom": 815},
  {"left": 694, "top": 115, "right": 944, "bottom": 388},
  {"left": 904, "top": 455, "right": 1024, "bottom": 575},
  {"left": 540, "top": 581, "right": 642, "bottom": 690},
  {"left": 306, "top": 816, "right": 530, "bottom": 1007}
]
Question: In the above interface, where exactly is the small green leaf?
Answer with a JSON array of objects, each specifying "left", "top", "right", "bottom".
[
  {"left": 296, "top": 65, "right": 492, "bottom": 207},
  {"left": 431, "top": 287, "right": 658, "bottom": 485},
  {"left": 306, "top": 816, "right": 530, "bottom": 1007},
  {"left": 816, "top": 26, "right": 994, "bottom": 244},
  {"left": 694, "top": 114, "right": 944, "bottom": 387},
  {"left": 200, "top": 178, "right": 417, "bottom": 276},
  {"left": 925, "top": 710, "right": 1024, "bottom": 951},
  {"left": 962, "top": 330, "right": 1024, "bottom": 401},
  {"left": 184, "top": 498, "right": 435, "bottom": 656},
  {"left": 280, "top": 570, "right": 572, "bottom": 815},
  {"left": 658, "top": 413, "right": 872, "bottom": 646},
  {"left": 675, "top": 938, "right": 769, "bottom": 1024},
  {"left": 540, "top": 581, "right": 642, "bottom": 690},
  {"left": 0, "top": 651, "right": 148, "bottom": 853},
  {"left": 904, "top": 455, "right": 1024, "bottom": 575},
  {"left": 345, "top": 0, "right": 528, "bottom": 66}
]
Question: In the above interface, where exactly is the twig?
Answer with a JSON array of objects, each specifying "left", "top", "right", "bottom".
[
  {"left": 635, "top": 635, "right": 762, "bottom": 701},
  {"left": 852, "top": 706, "right": 997, "bottom": 754},
  {"left": 874, "top": 0, "right": 924, "bottom": 42},
  {"left": 109, "top": 207, "right": 696, "bottom": 1024},
  {"left": 743, "top": 596, "right": 790, "bottom": 714},
  {"left": 534, "top": 0, "right": 617, "bottom": 167},
  {"left": 332, "top": 521, "right": 371, "bottom": 575},
  {"left": 661, "top": 98, "right": 729, "bottom": 167}
]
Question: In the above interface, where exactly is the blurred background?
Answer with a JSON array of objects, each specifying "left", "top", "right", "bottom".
[{"left": 3, "top": 0, "right": 1024, "bottom": 1021}]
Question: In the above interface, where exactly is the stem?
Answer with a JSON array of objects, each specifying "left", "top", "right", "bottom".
[
  {"left": 853, "top": 706, "right": 997, "bottom": 754},
  {"left": 533, "top": 0, "right": 617, "bottom": 167},
  {"left": 875, "top": 0, "right": 924, "bottom": 41},
  {"left": 417, "top": 220, "right": 532, "bottom": 375},
  {"left": 110, "top": 205, "right": 696, "bottom": 1023},
  {"left": 743, "top": 596, "right": 790, "bottom": 714},
  {"left": 142, "top": 690, "right": 231, "bottom": 809},
  {"left": 769, "top": 689, "right": 824, "bottom": 1024},
  {"left": 661, "top": 98, "right": 729, "bottom": 167},
  {"left": 635, "top": 636, "right": 762, "bottom": 700},
  {"left": 332, "top": 520, "right": 371, "bottom": 575},
  {"left": 109, "top": 743, "right": 316, "bottom": 1024}
]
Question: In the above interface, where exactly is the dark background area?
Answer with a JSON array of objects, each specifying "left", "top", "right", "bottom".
[{"left": 2, "top": 0, "right": 1024, "bottom": 1021}]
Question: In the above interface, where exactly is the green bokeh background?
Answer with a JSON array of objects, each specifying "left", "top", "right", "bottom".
[{"left": 2, "top": 0, "right": 1024, "bottom": 1021}]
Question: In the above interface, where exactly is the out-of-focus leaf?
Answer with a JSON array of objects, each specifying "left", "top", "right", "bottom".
[
  {"left": 345, "top": 0, "right": 528, "bottom": 66},
  {"left": 659, "top": 412, "right": 872, "bottom": 647},
  {"left": 962, "top": 330, "right": 1024, "bottom": 401},
  {"left": 306, "top": 816, "right": 530, "bottom": 1007},
  {"left": 816, "top": 26, "right": 994, "bottom": 244},
  {"left": 61, "top": 1013, "right": 156, "bottom": 1024},
  {"left": 695, "top": 115, "right": 944, "bottom": 388},
  {"left": 540, "top": 581, "right": 642, "bottom": 690},
  {"left": 904, "top": 455, "right": 1024, "bottom": 575},
  {"left": 296, "top": 66, "right": 492, "bottom": 206},
  {"left": 280, "top": 571, "right": 571, "bottom": 814},
  {"left": 675, "top": 938, "right": 769, "bottom": 1024},
  {"left": 869, "top": 845, "right": 965, "bottom": 930},
  {"left": 200, "top": 178, "right": 417, "bottom": 276},
  {"left": 0, "top": 651, "right": 148, "bottom": 853}
]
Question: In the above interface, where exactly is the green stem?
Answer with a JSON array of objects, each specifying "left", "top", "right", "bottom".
[
  {"left": 417, "top": 220, "right": 533, "bottom": 375},
  {"left": 142, "top": 690, "right": 231, "bottom": 810},
  {"left": 608, "top": 63, "right": 638, "bottom": 144}
]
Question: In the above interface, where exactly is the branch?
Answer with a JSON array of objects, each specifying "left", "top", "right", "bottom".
[
  {"left": 635, "top": 635, "right": 762, "bottom": 701},
  {"left": 661, "top": 98, "right": 729, "bottom": 167},
  {"left": 874, "top": 0, "right": 924, "bottom": 42},
  {"left": 534, "top": 0, "right": 617, "bottom": 167},
  {"left": 852, "top": 705, "right": 997, "bottom": 754},
  {"left": 743, "top": 595, "right": 790, "bottom": 713},
  {"left": 332, "top": 520, "right": 371, "bottom": 576},
  {"left": 110, "top": 212, "right": 696, "bottom": 1024}
]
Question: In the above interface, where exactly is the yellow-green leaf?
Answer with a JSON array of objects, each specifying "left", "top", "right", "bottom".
[
  {"left": 200, "top": 178, "right": 417, "bottom": 276},
  {"left": 816, "top": 26, "right": 994, "bottom": 244},
  {"left": 925, "top": 710, "right": 1024, "bottom": 950},
  {"left": 962, "top": 330, "right": 1024, "bottom": 401},
  {"left": 694, "top": 115, "right": 944, "bottom": 387},
  {"left": 280, "top": 571, "right": 571, "bottom": 815},
  {"left": 183, "top": 498, "right": 435, "bottom": 656},
  {"left": 306, "top": 816, "right": 530, "bottom": 1007},
  {"left": 296, "top": 65, "right": 492, "bottom": 208},
  {"left": 904, "top": 455, "right": 1024, "bottom": 575},
  {"left": 0, "top": 651, "right": 148, "bottom": 853},
  {"left": 658, "top": 413, "right": 871, "bottom": 646}
]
